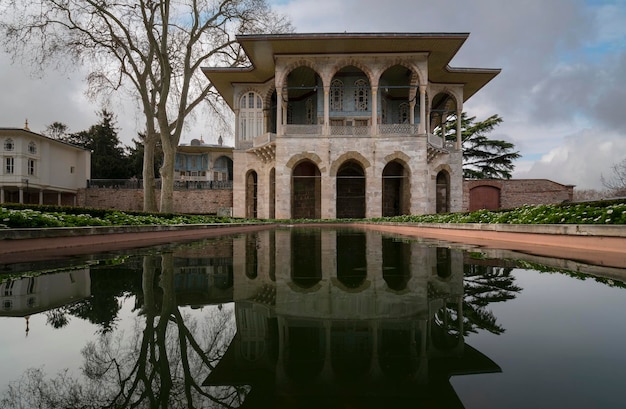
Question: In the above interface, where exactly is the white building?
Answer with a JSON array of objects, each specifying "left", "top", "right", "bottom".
[
  {"left": 1, "top": 125, "right": 91, "bottom": 205},
  {"left": 203, "top": 33, "right": 500, "bottom": 219}
]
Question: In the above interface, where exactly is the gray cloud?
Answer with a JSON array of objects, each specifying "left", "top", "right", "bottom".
[{"left": 2, "top": 0, "right": 625, "bottom": 190}]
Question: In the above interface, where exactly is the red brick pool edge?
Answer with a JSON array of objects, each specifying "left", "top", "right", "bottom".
[{"left": 1, "top": 223, "right": 625, "bottom": 269}]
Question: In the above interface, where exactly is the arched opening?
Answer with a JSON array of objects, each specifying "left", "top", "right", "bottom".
[
  {"left": 436, "top": 171, "right": 450, "bottom": 214},
  {"left": 285, "top": 324, "right": 326, "bottom": 382},
  {"left": 336, "top": 160, "right": 366, "bottom": 219},
  {"left": 378, "top": 325, "right": 417, "bottom": 380},
  {"left": 382, "top": 236, "right": 411, "bottom": 291},
  {"left": 291, "top": 229, "right": 322, "bottom": 288},
  {"left": 331, "top": 322, "right": 372, "bottom": 379},
  {"left": 269, "top": 168, "right": 276, "bottom": 219},
  {"left": 336, "top": 231, "right": 367, "bottom": 289},
  {"left": 238, "top": 91, "right": 264, "bottom": 147},
  {"left": 382, "top": 160, "right": 409, "bottom": 216},
  {"left": 379, "top": 64, "right": 418, "bottom": 129},
  {"left": 213, "top": 155, "right": 233, "bottom": 182},
  {"left": 245, "top": 233, "right": 258, "bottom": 279},
  {"left": 429, "top": 92, "right": 457, "bottom": 141},
  {"left": 245, "top": 170, "right": 257, "bottom": 218},
  {"left": 285, "top": 66, "right": 321, "bottom": 127},
  {"left": 469, "top": 185, "right": 501, "bottom": 211},
  {"left": 330, "top": 66, "right": 370, "bottom": 134},
  {"left": 436, "top": 247, "right": 452, "bottom": 279},
  {"left": 291, "top": 161, "right": 321, "bottom": 219},
  {"left": 432, "top": 301, "right": 462, "bottom": 351}
]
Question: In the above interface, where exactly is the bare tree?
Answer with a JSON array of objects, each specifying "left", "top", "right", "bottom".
[
  {"left": 0, "top": 0, "right": 292, "bottom": 212},
  {"left": 601, "top": 158, "right": 626, "bottom": 197}
]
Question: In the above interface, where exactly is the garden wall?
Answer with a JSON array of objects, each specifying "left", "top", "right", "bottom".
[
  {"left": 77, "top": 188, "right": 233, "bottom": 215},
  {"left": 463, "top": 179, "right": 574, "bottom": 211}
]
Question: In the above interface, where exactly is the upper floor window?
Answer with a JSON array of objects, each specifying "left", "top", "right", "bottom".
[
  {"left": 4, "top": 139, "right": 14, "bottom": 151},
  {"left": 28, "top": 142, "right": 37, "bottom": 154},
  {"left": 305, "top": 98, "right": 315, "bottom": 125},
  {"left": 28, "top": 159, "right": 36, "bottom": 176},
  {"left": 5, "top": 157, "right": 14, "bottom": 174},
  {"left": 354, "top": 79, "right": 369, "bottom": 111},
  {"left": 330, "top": 79, "right": 343, "bottom": 111},
  {"left": 239, "top": 92, "right": 263, "bottom": 141},
  {"left": 398, "top": 102, "right": 409, "bottom": 124}
]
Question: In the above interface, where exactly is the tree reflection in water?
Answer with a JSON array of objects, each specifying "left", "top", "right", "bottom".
[
  {"left": 1, "top": 229, "right": 524, "bottom": 408},
  {"left": 2, "top": 253, "right": 245, "bottom": 409}
]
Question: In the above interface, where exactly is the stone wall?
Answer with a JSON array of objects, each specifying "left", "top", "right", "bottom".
[
  {"left": 77, "top": 188, "right": 233, "bottom": 215},
  {"left": 463, "top": 179, "right": 574, "bottom": 211}
]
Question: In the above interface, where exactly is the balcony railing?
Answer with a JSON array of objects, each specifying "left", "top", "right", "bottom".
[
  {"left": 330, "top": 125, "right": 371, "bottom": 136},
  {"left": 283, "top": 125, "right": 322, "bottom": 136},
  {"left": 253, "top": 132, "right": 276, "bottom": 147},
  {"left": 379, "top": 123, "right": 419, "bottom": 136},
  {"left": 87, "top": 179, "right": 233, "bottom": 190},
  {"left": 427, "top": 133, "right": 444, "bottom": 148}
]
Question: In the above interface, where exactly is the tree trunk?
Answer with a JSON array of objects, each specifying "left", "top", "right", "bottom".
[
  {"left": 143, "top": 132, "right": 158, "bottom": 212},
  {"left": 159, "top": 137, "right": 176, "bottom": 213}
]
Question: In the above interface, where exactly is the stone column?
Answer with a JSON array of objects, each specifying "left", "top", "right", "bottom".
[
  {"left": 276, "top": 89, "right": 283, "bottom": 136},
  {"left": 234, "top": 108, "right": 240, "bottom": 148},
  {"left": 0, "top": 188, "right": 4, "bottom": 203},
  {"left": 18, "top": 188, "right": 23, "bottom": 204},
  {"left": 57, "top": 192, "right": 62, "bottom": 205},
  {"left": 456, "top": 109, "right": 463, "bottom": 151},
  {"left": 371, "top": 87, "right": 378, "bottom": 136},
  {"left": 419, "top": 85, "right": 427, "bottom": 134},
  {"left": 409, "top": 100, "right": 416, "bottom": 125},
  {"left": 324, "top": 85, "right": 330, "bottom": 136},
  {"left": 39, "top": 189, "right": 43, "bottom": 205}
]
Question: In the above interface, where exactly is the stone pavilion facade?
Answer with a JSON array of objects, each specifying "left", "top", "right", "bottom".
[{"left": 203, "top": 33, "right": 499, "bottom": 219}]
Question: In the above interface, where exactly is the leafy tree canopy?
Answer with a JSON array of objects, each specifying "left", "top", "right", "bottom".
[{"left": 442, "top": 113, "right": 521, "bottom": 179}]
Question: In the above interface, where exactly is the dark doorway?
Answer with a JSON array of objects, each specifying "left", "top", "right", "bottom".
[
  {"left": 246, "top": 171, "right": 257, "bottom": 218},
  {"left": 336, "top": 160, "right": 365, "bottom": 218},
  {"left": 292, "top": 161, "right": 321, "bottom": 219},
  {"left": 382, "top": 161, "right": 409, "bottom": 216},
  {"left": 436, "top": 171, "right": 449, "bottom": 213}
]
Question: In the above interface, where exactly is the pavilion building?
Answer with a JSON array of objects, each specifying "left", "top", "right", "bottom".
[{"left": 203, "top": 33, "right": 500, "bottom": 219}]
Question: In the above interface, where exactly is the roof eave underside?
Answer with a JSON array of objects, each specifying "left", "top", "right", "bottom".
[{"left": 202, "top": 33, "right": 500, "bottom": 109}]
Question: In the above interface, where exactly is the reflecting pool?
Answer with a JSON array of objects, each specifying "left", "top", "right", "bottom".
[{"left": 1, "top": 227, "right": 626, "bottom": 408}]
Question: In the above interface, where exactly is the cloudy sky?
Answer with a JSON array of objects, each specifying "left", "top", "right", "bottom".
[{"left": 1, "top": 0, "right": 625, "bottom": 189}]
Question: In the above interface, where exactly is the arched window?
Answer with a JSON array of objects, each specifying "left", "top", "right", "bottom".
[
  {"left": 239, "top": 92, "right": 263, "bottom": 141},
  {"left": 28, "top": 142, "right": 37, "bottom": 154},
  {"left": 305, "top": 98, "right": 314, "bottom": 124},
  {"left": 354, "top": 79, "right": 369, "bottom": 111},
  {"left": 4, "top": 138, "right": 14, "bottom": 151},
  {"left": 330, "top": 79, "right": 343, "bottom": 111},
  {"left": 398, "top": 102, "right": 409, "bottom": 124}
]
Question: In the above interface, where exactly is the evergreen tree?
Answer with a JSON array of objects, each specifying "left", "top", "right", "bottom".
[
  {"left": 442, "top": 113, "right": 521, "bottom": 179},
  {"left": 126, "top": 133, "right": 162, "bottom": 180},
  {"left": 70, "top": 110, "right": 132, "bottom": 179}
]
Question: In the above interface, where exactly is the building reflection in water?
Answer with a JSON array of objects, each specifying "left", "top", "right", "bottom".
[
  {"left": 0, "top": 269, "right": 91, "bottom": 317},
  {"left": 204, "top": 228, "right": 501, "bottom": 407}
]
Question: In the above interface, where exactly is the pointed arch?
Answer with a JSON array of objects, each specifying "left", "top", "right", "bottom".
[
  {"left": 436, "top": 170, "right": 450, "bottom": 213},
  {"left": 336, "top": 160, "right": 366, "bottom": 219},
  {"left": 382, "top": 160, "right": 410, "bottom": 216},
  {"left": 292, "top": 160, "right": 321, "bottom": 219}
]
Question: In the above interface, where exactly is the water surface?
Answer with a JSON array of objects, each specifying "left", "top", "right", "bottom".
[{"left": 1, "top": 227, "right": 625, "bottom": 408}]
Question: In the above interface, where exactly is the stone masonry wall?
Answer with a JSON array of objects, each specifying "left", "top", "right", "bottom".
[
  {"left": 77, "top": 188, "right": 233, "bottom": 214},
  {"left": 462, "top": 179, "right": 574, "bottom": 211}
]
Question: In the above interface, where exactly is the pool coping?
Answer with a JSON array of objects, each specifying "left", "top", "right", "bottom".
[{"left": 1, "top": 222, "right": 625, "bottom": 267}]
